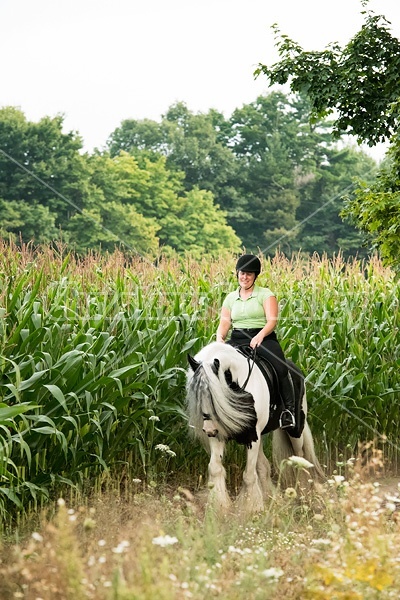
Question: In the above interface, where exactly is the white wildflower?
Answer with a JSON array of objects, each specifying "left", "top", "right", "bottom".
[
  {"left": 385, "top": 501, "right": 397, "bottom": 513},
  {"left": 31, "top": 532, "right": 43, "bottom": 543},
  {"left": 333, "top": 475, "right": 345, "bottom": 484},
  {"left": 228, "top": 545, "right": 243, "bottom": 555},
  {"left": 262, "top": 567, "right": 284, "bottom": 580},
  {"left": 285, "top": 487, "right": 297, "bottom": 499},
  {"left": 83, "top": 517, "right": 96, "bottom": 530},
  {"left": 149, "top": 415, "right": 160, "bottom": 422},
  {"left": 152, "top": 535, "right": 179, "bottom": 547},
  {"left": 112, "top": 540, "right": 130, "bottom": 554},
  {"left": 287, "top": 456, "right": 314, "bottom": 469},
  {"left": 385, "top": 494, "right": 400, "bottom": 503},
  {"left": 88, "top": 555, "right": 96, "bottom": 567},
  {"left": 155, "top": 444, "right": 176, "bottom": 457},
  {"left": 311, "top": 538, "right": 331, "bottom": 546}
]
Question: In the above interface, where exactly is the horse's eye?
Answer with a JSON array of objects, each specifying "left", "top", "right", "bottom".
[
  {"left": 202, "top": 413, "right": 211, "bottom": 420},
  {"left": 225, "top": 369, "right": 233, "bottom": 385}
]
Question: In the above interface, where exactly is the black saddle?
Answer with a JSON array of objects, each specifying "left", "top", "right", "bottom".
[{"left": 235, "top": 346, "right": 306, "bottom": 438}]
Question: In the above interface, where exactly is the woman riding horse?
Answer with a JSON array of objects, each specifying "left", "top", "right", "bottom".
[{"left": 216, "top": 254, "right": 296, "bottom": 429}]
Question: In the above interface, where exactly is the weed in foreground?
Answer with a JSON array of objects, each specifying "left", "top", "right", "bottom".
[{"left": 0, "top": 450, "right": 399, "bottom": 600}]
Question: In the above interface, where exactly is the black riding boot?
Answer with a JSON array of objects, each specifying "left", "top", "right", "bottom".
[{"left": 279, "top": 373, "right": 296, "bottom": 429}]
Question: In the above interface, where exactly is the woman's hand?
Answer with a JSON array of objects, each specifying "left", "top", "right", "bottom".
[{"left": 250, "top": 332, "right": 264, "bottom": 348}]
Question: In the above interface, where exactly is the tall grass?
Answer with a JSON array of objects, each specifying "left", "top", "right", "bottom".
[
  {"left": 276, "top": 254, "right": 400, "bottom": 465},
  {"left": 1, "top": 447, "right": 399, "bottom": 599},
  {"left": 0, "top": 241, "right": 399, "bottom": 521}
]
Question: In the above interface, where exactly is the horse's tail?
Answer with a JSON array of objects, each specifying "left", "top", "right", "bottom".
[
  {"left": 272, "top": 422, "right": 325, "bottom": 488},
  {"left": 186, "top": 359, "right": 257, "bottom": 445}
]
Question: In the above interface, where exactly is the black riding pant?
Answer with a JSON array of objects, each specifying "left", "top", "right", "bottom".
[{"left": 226, "top": 328, "right": 288, "bottom": 379}]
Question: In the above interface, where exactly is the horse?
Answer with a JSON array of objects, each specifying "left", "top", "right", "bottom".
[{"left": 186, "top": 341, "right": 324, "bottom": 513}]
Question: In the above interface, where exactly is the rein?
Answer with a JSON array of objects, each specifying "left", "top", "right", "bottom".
[{"left": 237, "top": 345, "right": 257, "bottom": 392}]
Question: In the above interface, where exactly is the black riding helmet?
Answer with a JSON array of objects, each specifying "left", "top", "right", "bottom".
[{"left": 235, "top": 254, "right": 261, "bottom": 276}]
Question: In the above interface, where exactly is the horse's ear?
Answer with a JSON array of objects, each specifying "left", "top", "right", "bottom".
[{"left": 187, "top": 354, "right": 201, "bottom": 372}]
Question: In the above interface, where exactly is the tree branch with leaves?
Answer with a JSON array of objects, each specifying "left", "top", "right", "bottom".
[{"left": 255, "top": 3, "right": 400, "bottom": 269}]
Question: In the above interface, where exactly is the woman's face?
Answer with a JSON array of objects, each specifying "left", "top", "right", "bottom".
[{"left": 237, "top": 270, "right": 256, "bottom": 288}]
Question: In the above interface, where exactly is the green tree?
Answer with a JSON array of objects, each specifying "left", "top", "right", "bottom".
[
  {"left": 0, "top": 107, "right": 93, "bottom": 225},
  {"left": 171, "top": 187, "right": 241, "bottom": 257},
  {"left": 88, "top": 151, "right": 183, "bottom": 222},
  {"left": 161, "top": 104, "right": 239, "bottom": 194},
  {"left": 0, "top": 107, "right": 239, "bottom": 256},
  {"left": 107, "top": 118, "right": 166, "bottom": 158},
  {"left": 107, "top": 103, "right": 241, "bottom": 229},
  {"left": 88, "top": 151, "right": 241, "bottom": 256},
  {"left": 0, "top": 107, "right": 105, "bottom": 248},
  {"left": 341, "top": 140, "right": 400, "bottom": 270},
  {"left": 256, "top": 10, "right": 400, "bottom": 145},
  {"left": 227, "top": 93, "right": 315, "bottom": 251},
  {"left": 255, "top": 5, "right": 400, "bottom": 266},
  {"left": 67, "top": 203, "right": 160, "bottom": 255},
  {"left": 295, "top": 147, "right": 376, "bottom": 257},
  {"left": 0, "top": 199, "right": 59, "bottom": 243},
  {"left": 107, "top": 95, "right": 377, "bottom": 257}
]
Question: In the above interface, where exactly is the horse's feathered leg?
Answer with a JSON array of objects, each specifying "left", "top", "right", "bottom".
[
  {"left": 289, "top": 434, "right": 304, "bottom": 458},
  {"left": 294, "top": 423, "right": 325, "bottom": 481},
  {"left": 236, "top": 438, "right": 265, "bottom": 513},
  {"left": 272, "top": 425, "right": 325, "bottom": 488},
  {"left": 207, "top": 437, "right": 232, "bottom": 512},
  {"left": 272, "top": 428, "right": 304, "bottom": 488},
  {"left": 256, "top": 441, "right": 275, "bottom": 500}
]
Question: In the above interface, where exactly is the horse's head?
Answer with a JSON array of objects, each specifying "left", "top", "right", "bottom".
[
  {"left": 188, "top": 354, "right": 220, "bottom": 376},
  {"left": 187, "top": 353, "right": 222, "bottom": 437}
]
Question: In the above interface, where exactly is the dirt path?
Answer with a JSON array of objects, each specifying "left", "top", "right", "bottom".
[{"left": 373, "top": 476, "right": 400, "bottom": 498}]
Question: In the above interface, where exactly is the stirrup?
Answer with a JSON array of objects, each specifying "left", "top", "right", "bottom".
[{"left": 279, "top": 409, "right": 296, "bottom": 430}]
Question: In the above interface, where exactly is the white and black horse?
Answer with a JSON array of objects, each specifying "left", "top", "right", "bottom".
[{"left": 186, "top": 342, "right": 324, "bottom": 513}]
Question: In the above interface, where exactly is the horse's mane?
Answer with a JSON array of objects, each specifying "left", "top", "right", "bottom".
[{"left": 186, "top": 343, "right": 258, "bottom": 445}]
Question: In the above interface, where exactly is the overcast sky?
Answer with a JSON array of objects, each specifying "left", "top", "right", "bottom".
[{"left": 1, "top": 0, "right": 399, "bottom": 157}]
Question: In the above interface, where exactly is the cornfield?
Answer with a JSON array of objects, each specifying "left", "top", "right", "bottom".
[{"left": 0, "top": 242, "right": 399, "bottom": 522}]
